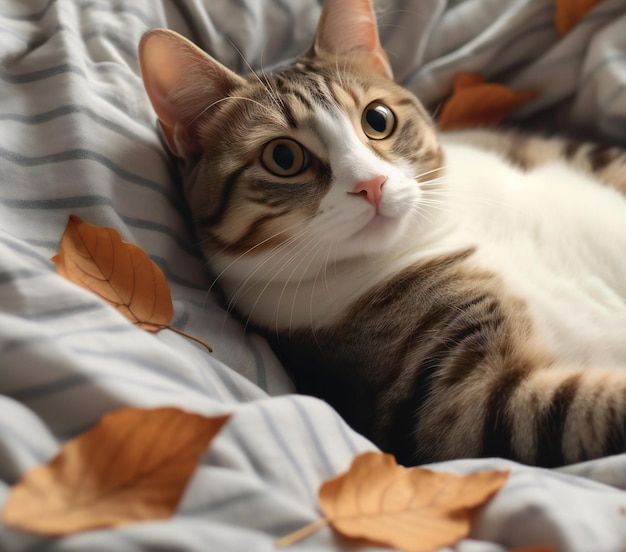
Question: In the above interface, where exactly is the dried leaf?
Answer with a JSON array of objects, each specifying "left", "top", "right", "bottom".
[
  {"left": 555, "top": 0, "right": 603, "bottom": 36},
  {"left": 51, "top": 215, "right": 212, "bottom": 351},
  {"left": 278, "top": 451, "right": 509, "bottom": 551},
  {"left": 438, "top": 72, "right": 539, "bottom": 131},
  {"left": 2, "top": 407, "right": 230, "bottom": 535},
  {"left": 52, "top": 215, "right": 173, "bottom": 331}
]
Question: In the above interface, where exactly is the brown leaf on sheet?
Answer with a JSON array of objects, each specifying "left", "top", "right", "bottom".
[
  {"left": 51, "top": 215, "right": 212, "bottom": 351},
  {"left": 555, "top": 0, "right": 603, "bottom": 36},
  {"left": 438, "top": 72, "right": 539, "bottom": 131},
  {"left": 2, "top": 407, "right": 230, "bottom": 535},
  {"left": 278, "top": 451, "right": 509, "bottom": 551},
  {"left": 51, "top": 215, "right": 173, "bottom": 331}
]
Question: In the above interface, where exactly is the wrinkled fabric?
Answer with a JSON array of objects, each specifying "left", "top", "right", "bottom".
[{"left": 1, "top": 1, "right": 626, "bottom": 550}]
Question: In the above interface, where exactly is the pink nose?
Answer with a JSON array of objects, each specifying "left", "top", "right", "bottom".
[{"left": 352, "top": 175, "right": 387, "bottom": 206}]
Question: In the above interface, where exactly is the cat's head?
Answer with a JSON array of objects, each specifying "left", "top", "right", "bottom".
[{"left": 139, "top": 0, "right": 443, "bottom": 279}]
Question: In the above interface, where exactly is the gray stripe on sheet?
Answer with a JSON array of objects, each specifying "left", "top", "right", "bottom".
[
  {"left": 0, "top": 195, "right": 112, "bottom": 210},
  {"left": 0, "top": 0, "right": 156, "bottom": 28},
  {"left": 69, "top": 347, "right": 220, "bottom": 397},
  {"left": 257, "top": 402, "right": 316, "bottom": 501},
  {"left": 0, "top": 323, "right": 131, "bottom": 356},
  {"left": 0, "top": 63, "right": 91, "bottom": 85},
  {"left": 0, "top": 0, "right": 55, "bottom": 21},
  {"left": 0, "top": 147, "right": 178, "bottom": 204},
  {"left": 196, "top": 356, "right": 250, "bottom": 402},
  {"left": 0, "top": 235, "right": 51, "bottom": 266},
  {"left": 79, "top": 0, "right": 158, "bottom": 28},
  {"left": 28, "top": 302, "right": 109, "bottom": 322},
  {"left": 228, "top": 421, "right": 275, "bottom": 476},
  {"left": 7, "top": 373, "right": 95, "bottom": 403},
  {"left": 10, "top": 22, "right": 140, "bottom": 62},
  {"left": 82, "top": 30, "right": 138, "bottom": 60},
  {"left": 0, "top": 269, "right": 46, "bottom": 286},
  {"left": 288, "top": 396, "right": 335, "bottom": 477},
  {"left": 0, "top": 104, "right": 160, "bottom": 142}
]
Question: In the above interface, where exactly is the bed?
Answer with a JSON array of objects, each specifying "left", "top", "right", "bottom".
[{"left": 2, "top": 0, "right": 626, "bottom": 550}]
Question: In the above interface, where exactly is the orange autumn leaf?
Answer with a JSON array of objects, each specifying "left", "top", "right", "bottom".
[
  {"left": 52, "top": 214, "right": 173, "bottom": 331},
  {"left": 555, "top": 0, "right": 604, "bottom": 36},
  {"left": 51, "top": 215, "right": 212, "bottom": 351},
  {"left": 278, "top": 451, "right": 509, "bottom": 551},
  {"left": 438, "top": 72, "right": 539, "bottom": 131},
  {"left": 2, "top": 407, "right": 230, "bottom": 535}
]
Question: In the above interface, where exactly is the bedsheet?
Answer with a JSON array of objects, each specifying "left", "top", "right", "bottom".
[{"left": 1, "top": 1, "right": 626, "bottom": 551}]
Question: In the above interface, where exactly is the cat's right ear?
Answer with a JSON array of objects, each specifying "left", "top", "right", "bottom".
[
  {"left": 139, "top": 29, "right": 246, "bottom": 156},
  {"left": 312, "top": 0, "right": 392, "bottom": 79}
]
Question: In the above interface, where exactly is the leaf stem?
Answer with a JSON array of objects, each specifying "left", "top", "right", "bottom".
[
  {"left": 167, "top": 326, "right": 213, "bottom": 353},
  {"left": 275, "top": 519, "right": 328, "bottom": 547}
]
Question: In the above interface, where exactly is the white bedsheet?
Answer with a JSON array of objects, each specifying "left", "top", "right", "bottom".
[{"left": 1, "top": 1, "right": 626, "bottom": 550}]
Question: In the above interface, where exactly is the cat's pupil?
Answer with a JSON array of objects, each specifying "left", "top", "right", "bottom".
[
  {"left": 366, "top": 107, "right": 387, "bottom": 133},
  {"left": 273, "top": 144, "right": 295, "bottom": 170}
]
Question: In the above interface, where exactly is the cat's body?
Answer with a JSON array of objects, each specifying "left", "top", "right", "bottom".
[{"left": 139, "top": 0, "right": 626, "bottom": 467}]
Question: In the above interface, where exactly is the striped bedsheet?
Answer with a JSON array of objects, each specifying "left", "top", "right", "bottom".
[{"left": 1, "top": 1, "right": 626, "bottom": 551}]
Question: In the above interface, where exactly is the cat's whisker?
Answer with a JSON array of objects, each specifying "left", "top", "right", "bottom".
[
  {"left": 288, "top": 236, "right": 328, "bottom": 336},
  {"left": 227, "top": 224, "right": 315, "bottom": 317},
  {"left": 265, "top": 231, "right": 325, "bottom": 334},
  {"left": 229, "top": 217, "right": 324, "bottom": 321},
  {"left": 205, "top": 215, "right": 314, "bottom": 295},
  {"left": 321, "top": 239, "right": 335, "bottom": 298},
  {"left": 271, "top": 230, "right": 324, "bottom": 333},
  {"left": 227, "top": 38, "right": 283, "bottom": 110},
  {"left": 421, "top": 188, "right": 513, "bottom": 211},
  {"left": 414, "top": 165, "right": 448, "bottom": 180},
  {"left": 190, "top": 96, "right": 272, "bottom": 126},
  {"left": 307, "top": 240, "right": 336, "bottom": 350},
  {"left": 222, "top": 223, "right": 313, "bottom": 315}
]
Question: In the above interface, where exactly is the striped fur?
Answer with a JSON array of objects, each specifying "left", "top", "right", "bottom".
[{"left": 139, "top": 0, "right": 626, "bottom": 467}]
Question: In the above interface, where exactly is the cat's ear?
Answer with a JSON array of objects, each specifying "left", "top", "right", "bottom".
[
  {"left": 312, "top": 0, "right": 392, "bottom": 79},
  {"left": 139, "top": 29, "right": 246, "bottom": 156}
]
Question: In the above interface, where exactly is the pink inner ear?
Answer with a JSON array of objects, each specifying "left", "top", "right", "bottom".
[
  {"left": 139, "top": 30, "right": 190, "bottom": 130},
  {"left": 139, "top": 29, "right": 246, "bottom": 156},
  {"left": 313, "top": 0, "right": 392, "bottom": 79}
]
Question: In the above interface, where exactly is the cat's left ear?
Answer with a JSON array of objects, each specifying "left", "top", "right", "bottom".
[
  {"left": 139, "top": 29, "right": 247, "bottom": 156},
  {"left": 312, "top": 0, "right": 392, "bottom": 79}
]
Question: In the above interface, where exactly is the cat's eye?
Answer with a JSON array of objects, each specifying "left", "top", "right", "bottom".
[
  {"left": 261, "top": 138, "right": 309, "bottom": 177},
  {"left": 361, "top": 102, "right": 395, "bottom": 140}
]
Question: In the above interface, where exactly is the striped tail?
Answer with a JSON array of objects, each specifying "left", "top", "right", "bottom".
[{"left": 416, "top": 366, "right": 626, "bottom": 467}]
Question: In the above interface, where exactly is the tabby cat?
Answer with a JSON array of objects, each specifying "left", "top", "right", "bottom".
[{"left": 139, "top": 0, "right": 626, "bottom": 467}]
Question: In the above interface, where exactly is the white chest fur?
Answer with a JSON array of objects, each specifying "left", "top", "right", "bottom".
[{"left": 441, "top": 142, "right": 626, "bottom": 366}]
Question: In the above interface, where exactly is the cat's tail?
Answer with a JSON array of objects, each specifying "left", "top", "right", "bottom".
[{"left": 415, "top": 364, "right": 626, "bottom": 467}]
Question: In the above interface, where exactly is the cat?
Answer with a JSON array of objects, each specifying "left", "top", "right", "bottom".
[{"left": 139, "top": 0, "right": 626, "bottom": 468}]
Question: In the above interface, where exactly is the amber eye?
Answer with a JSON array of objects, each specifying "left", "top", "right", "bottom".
[
  {"left": 361, "top": 102, "right": 395, "bottom": 140},
  {"left": 261, "top": 138, "right": 309, "bottom": 177}
]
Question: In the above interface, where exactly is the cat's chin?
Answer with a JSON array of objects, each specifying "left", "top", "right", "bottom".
[{"left": 346, "top": 212, "right": 407, "bottom": 252}]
